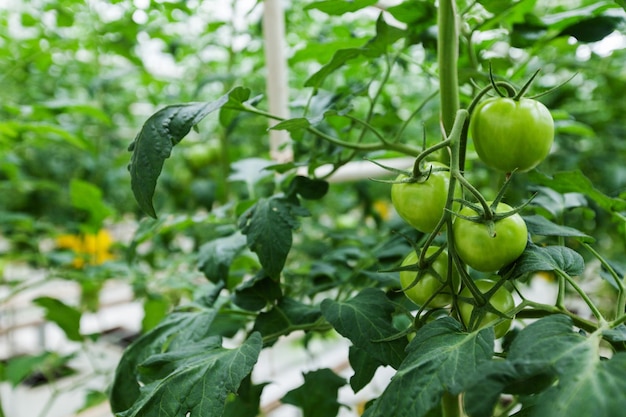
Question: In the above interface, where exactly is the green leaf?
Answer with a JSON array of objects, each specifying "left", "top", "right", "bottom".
[
  {"left": 287, "top": 176, "right": 329, "bottom": 200},
  {"left": 223, "top": 374, "right": 268, "bottom": 417},
  {"left": 530, "top": 186, "right": 588, "bottom": 218},
  {"left": 477, "top": 0, "right": 515, "bottom": 14},
  {"left": 109, "top": 305, "right": 218, "bottom": 413},
  {"left": 252, "top": 297, "right": 322, "bottom": 340},
  {"left": 603, "top": 324, "right": 626, "bottom": 343},
  {"left": 465, "top": 315, "right": 626, "bottom": 417},
  {"left": 198, "top": 232, "right": 248, "bottom": 283},
  {"left": 559, "top": 15, "right": 623, "bottom": 42},
  {"left": 128, "top": 92, "right": 232, "bottom": 218},
  {"left": 270, "top": 117, "right": 312, "bottom": 132},
  {"left": 239, "top": 196, "right": 310, "bottom": 280},
  {"left": 362, "top": 317, "right": 494, "bottom": 417},
  {"left": 3, "top": 353, "right": 51, "bottom": 387},
  {"left": 387, "top": 0, "right": 436, "bottom": 25},
  {"left": 69, "top": 179, "right": 113, "bottom": 232},
  {"left": 321, "top": 288, "right": 409, "bottom": 369},
  {"left": 529, "top": 170, "right": 626, "bottom": 215},
  {"left": 281, "top": 369, "right": 346, "bottom": 417},
  {"left": 348, "top": 346, "right": 383, "bottom": 392},
  {"left": 118, "top": 333, "right": 262, "bottom": 417},
  {"left": 234, "top": 272, "right": 283, "bottom": 311},
  {"left": 506, "top": 243, "right": 584, "bottom": 277},
  {"left": 363, "top": 14, "right": 407, "bottom": 57},
  {"left": 304, "top": 15, "right": 405, "bottom": 89},
  {"left": 304, "top": 48, "right": 363, "bottom": 89},
  {"left": 523, "top": 215, "right": 594, "bottom": 243},
  {"left": 304, "top": 0, "right": 378, "bottom": 15},
  {"left": 33, "top": 297, "right": 82, "bottom": 342},
  {"left": 141, "top": 295, "right": 170, "bottom": 332}
]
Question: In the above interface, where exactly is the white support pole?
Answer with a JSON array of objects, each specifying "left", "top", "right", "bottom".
[{"left": 262, "top": 0, "right": 294, "bottom": 163}]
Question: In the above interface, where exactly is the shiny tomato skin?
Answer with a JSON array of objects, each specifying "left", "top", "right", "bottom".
[
  {"left": 452, "top": 202, "right": 528, "bottom": 272},
  {"left": 459, "top": 278, "right": 515, "bottom": 338},
  {"left": 391, "top": 162, "right": 458, "bottom": 233},
  {"left": 470, "top": 97, "right": 554, "bottom": 172},
  {"left": 399, "top": 246, "right": 460, "bottom": 308}
]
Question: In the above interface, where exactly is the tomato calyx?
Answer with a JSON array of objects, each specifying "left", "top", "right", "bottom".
[{"left": 458, "top": 278, "right": 516, "bottom": 335}]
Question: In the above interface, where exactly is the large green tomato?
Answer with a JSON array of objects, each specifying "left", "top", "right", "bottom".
[
  {"left": 391, "top": 162, "right": 459, "bottom": 233},
  {"left": 399, "top": 246, "right": 460, "bottom": 308},
  {"left": 470, "top": 97, "right": 554, "bottom": 172},
  {"left": 458, "top": 279, "right": 515, "bottom": 338},
  {"left": 452, "top": 202, "right": 527, "bottom": 272}
]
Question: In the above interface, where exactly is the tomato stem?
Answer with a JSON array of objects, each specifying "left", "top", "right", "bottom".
[
  {"left": 558, "top": 269, "right": 606, "bottom": 325},
  {"left": 437, "top": 0, "right": 460, "bottom": 141},
  {"left": 582, "top": 242, "right": 626, "bottom": 320}
]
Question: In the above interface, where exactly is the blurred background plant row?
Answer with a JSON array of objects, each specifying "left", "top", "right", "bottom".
[{"left": 1, "top": 0, "right": 625, "bottom": 416}]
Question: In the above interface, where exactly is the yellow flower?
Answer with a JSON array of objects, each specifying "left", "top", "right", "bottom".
[
  {"left": 373, "top": 200, "right": 393, "bottom": 221},
  {"left": 56, "top": 229, "right": 115, "bottom": 268}
]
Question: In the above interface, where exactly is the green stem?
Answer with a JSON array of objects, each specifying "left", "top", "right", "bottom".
[
  {"left": 438, "top": 0, "right": 460, "bottom": 138},
  {"left": 559, "top": 270, "right": 606, "bottom": 324},
  {"left": 583, "top": 242, "right": 625, "bottom": 320},
  {"left": 236, "top": 104, "right": 423, "bottom": 156},
  {"left": 517, "top": 300, "right": 599, "bottom": 334}
]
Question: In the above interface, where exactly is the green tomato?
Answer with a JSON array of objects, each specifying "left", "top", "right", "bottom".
[
  {"left": 470, "top": 97, "right": 554, "bottom": 172},
  {"left": 458, "top": 279, "right": 515, "bottom": 338},
  {"left": 452, "top": 202, "right": 528, "bottom": 272},
  {"left": 399, "top": 246, "right": 460, "bottom": 308},
  {"left": 391, "top": 162, "right": 459, "bottom": 233}
]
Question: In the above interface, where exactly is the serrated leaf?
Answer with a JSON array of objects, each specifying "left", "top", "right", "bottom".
[
  {"left": 118, "top": 333, "right": 262, "bottom": 417},
  {"left": 198, "top": 232, "right": 247, "bottom": 283},
  {"left": 506, "top": 243, "right": 584, "bottom": 277},
  {"left": 303, "top": 0, "right": 378, "bottom": 15},
  {"left": 363, "top": 318, "right": 493, "bottom": 417},
  {"left": 282, "top": 368, "right": 346, "bottom": 417},
  {"left": 33, "top": 297, "right": 82, "bottom": 342},
  {"left": 465, "top": 315, "right": 626, "bottom": 417},
  {"left": 239, "top": 196, "right": 310, "bottom": 279},
  {"left": 321, "top": 288, "right": 409, "bottom": 369},
  {"left": 109, "top": 305, "right": 218, "bottom": 413},
  {"left": 523, "top": 215, "right": 594, "bottom": 243},
  {"left": 529, "top": 170, "right": 626, "bottom": 215},
  {"left": 128, "top": 92, "right": 231, "bottom": 217}
]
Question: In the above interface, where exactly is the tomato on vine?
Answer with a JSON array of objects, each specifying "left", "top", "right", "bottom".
[
  {"left": 391, "top": 162, "right": 459, "bottom": 233},
  {"left": 458, "top": 278, "right": 515, "bottom": 338},
  {"left": 399, "top": 246, "right": 459, "bottom": 308},
  {"left": 470, "top": 97, "right": 554, "bottom": 173},
  {"left": 452, "top": 202, "right": 528, "bottom": 272}
]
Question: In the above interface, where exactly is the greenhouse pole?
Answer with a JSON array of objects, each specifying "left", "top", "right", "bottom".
[{"left": 262, "top": 0, "right": 294, "bottom": 163}]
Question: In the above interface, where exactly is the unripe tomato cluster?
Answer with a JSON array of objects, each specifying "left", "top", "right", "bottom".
[{"left": 390, "top": 95, "right": 552, "bottom": 337}]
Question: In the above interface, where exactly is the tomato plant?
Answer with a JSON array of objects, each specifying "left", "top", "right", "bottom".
[
  {"left": 470, "top": 97, "right": 554, "bottom": 173},
  {"left": 452, "top": 202, "right": 528, "bottom": 272},
  {"left": 399, "top": 246, "right": 459, "bottom": 308},
  {"left": 458, "top": 278, "right": 515, "bottom": 338},
  {"left": 391, "top": 162, "right": 457, "bottom": 233}
]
